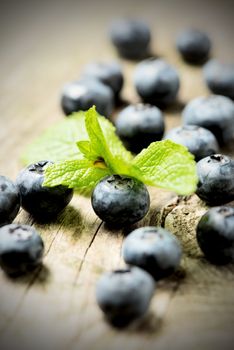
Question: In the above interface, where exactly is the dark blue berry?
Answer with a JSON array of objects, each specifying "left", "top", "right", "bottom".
[
  {"left": 196, "top": 206, "right": 234, "bottom": 264},
  {"left": 0, "top": 224, "right": 44, "bottom": 276},
  {"left": 61, "top": 78, "right": 114, "bottom": 118},
  {"left": 176, "top": 29, "right": 211, "bottom": 64},
  {"left": 0, "top": 176, "right": 20, "bottom": 227},
  {"left": 91, "top": 175, "right": 150, "bottom": 227},
  {"left": 164, "top": 125, "right": 219, "bottom": 161},
  {"left": 196, "top": 154, "right": 234, "bottom": 205},
  {"left": 122, "top": 226, "right": 182, "bottom": 280},
  {"left": 182, "top": 95, "right": 234, "bottom": 146},
  {"left": 115, "top": 103, "right": 165, "bottom": 153},
  {"left": 96, "top": 267, "right": 155, "bottom": 327},
  {"left": 134, "top": 58, "right": 180, "bottom": 108},
  {"left": 203, "top": 60, "right": 234, "bottom": 100},
  {"left": 81, "top": 62, "right": 124, "bottom": 99},
  {"left": 109, "top": 19, "right": 151, "bottom": 60},
  {"left": 16, "top": 161, "right": 73, "bottom": 220}
]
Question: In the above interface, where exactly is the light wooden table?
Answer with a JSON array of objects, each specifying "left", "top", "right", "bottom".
[{"left": 1, "top": 1, "right": 234, "bottom": 350}]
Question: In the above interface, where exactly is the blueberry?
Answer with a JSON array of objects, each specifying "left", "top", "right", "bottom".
[
  {"left": 196, "top": 206, "right": 234, "bottom": 264},
  {"left": 164, "top": 125, "right": 219, "bottom": 161},
  {"left": 96, "top": 266, "right": 155, "bottom": 327},
  {"left": 61, "top": 78, "right": 114, "bottom": 118},
  {"left": 115, "top": 103, "right": 165, "bottom": 153},
  {"left": 91, "top": 175, "right": 150, "bottom": 227},
  {"left": 176, "top": 29, "right": 211, "bottom": 64},
  {"left": 203, "top": 59, "right": 234, "bottom": 100},
  {"left": 81, "top": 62, "right": 124, "bottom": 99},
  {"left": 122, "top": 226, "right": 182, "bottom": 280},
  {"left": 109, "top": 18, "right": 151, "bottom": 60},
  {"left": 134, "top": 58, "right": 180, "bottom": 108},
  {"left": 0, "top": 224, "right": 44, "bottom": 275},
  {"left": 0, "top": 176, "right": 20, "bottom": 227},
  {"left": 182, "top": 95, "right": 234, "bottom": 146},
  {"left": 196, "top": 154, "right": 234, "bottom": 205},
  {"left": 16, "top": 161, "right": 73, "bottom": 220}
]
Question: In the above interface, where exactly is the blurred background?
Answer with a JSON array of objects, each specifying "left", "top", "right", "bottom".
[
  {"left": 0, "top": 0, "right": 234, "bottom": 174},
  {"left": 1, "top": 0, "right": 234, "bottom": 60},
  {"left": 1, "top": 0, "right": 234, "bottom": 174}
]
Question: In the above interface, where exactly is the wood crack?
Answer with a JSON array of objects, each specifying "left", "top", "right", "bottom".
[
  {"left": 73, "top": 220, "right": 103, "bottom": 287},
  {"left": 44, "top": 221, "right": 66, "bottom": 256}
]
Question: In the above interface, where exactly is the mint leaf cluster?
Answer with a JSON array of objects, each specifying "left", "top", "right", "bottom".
[{"left": 22, "top": 107, "right": 198, "bottom": 195}]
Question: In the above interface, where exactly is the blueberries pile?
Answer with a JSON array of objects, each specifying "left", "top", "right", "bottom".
[
  {"left": 0, "top": 161, "right": 73, "bottom": 276},
  {"left": 92, "top": 20, "right": 234, "bottom": 327},
  {"left": 61, "top": 20, "right": 234, "bottom": 158},
  {"left": 1, "top": 18, "right": 234, "bottom": 328}
]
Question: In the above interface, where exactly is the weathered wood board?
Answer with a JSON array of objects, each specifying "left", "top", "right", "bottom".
[{"left": 0, "top": 1, "right": 234, "bottom": 350}]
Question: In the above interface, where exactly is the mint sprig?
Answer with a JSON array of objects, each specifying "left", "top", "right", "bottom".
[{"left": 22, "top": 106, "right": 198, "bottom": 195}]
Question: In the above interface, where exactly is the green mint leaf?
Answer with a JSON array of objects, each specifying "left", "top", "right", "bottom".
[
  {"left": 85, "top": 106, "right": 134, "bottom": 175},
  {"left": 21, "top": 112, "right": 89, "bottom": 165},
  {"left": 43, "top": 159, "right": 111, "bottom": 196},
  {"left": 76, "top": 140, "right": 100, "bottom": 161},
  {"left": 133, "top": 140, "right": 198, "bottom": 195}
]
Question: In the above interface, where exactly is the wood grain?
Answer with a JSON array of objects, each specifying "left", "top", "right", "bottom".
[{"left": 0, "top": 1, "right": 234, "bottom": 350}]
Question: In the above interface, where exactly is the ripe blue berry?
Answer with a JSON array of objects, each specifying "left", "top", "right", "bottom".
[
  {"left": 182, "top": 95, "right": 234, "bottom": 146},
  {"left": 196, "top": 206, "right": 234, "bottom": 264},
  {"left": 91, "top": 175, "right": 150, "bottom": 227},
  {"left": 0, "top": 224, "right": 44, "bottom": 276},
  {"left": 109, "top": 19, "right": 151, "bottom": 60},
  {"left": 81, "top": 62, "right": 124, "bottom": 99},
  {"left": 176, "top": 29, "right": 211, "bottom": 64},
  {"left": 16, "top": 161, "right": 73, "bottom": 220},
  {"left": 164, "top": 125, "right": 219, "bottom": 161},
  {"left": 0, "top": 176, "right": 20, "bottom": 227},
  {"left": 115, "top": 103, "right": 165, "bottom": 153},
  {"left": 122, "top": 226, "right": 182, "bottom": 280},
  {"left": 61, "top": 78, "right": 114, "bottom": 118},
  {"left": 96, "top": 267, "right": 155, "bottom": 327},
  {"left": 203, "top": 60, "right": 234, "bottom": 100},
  {"left": 134, "top": 58, "right": 180, "bottom": 108},
  {"left": 196, "top": 154, "right": 234, "bottom": 205}
]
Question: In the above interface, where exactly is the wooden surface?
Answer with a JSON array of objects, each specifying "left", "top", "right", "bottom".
[{"left": 1, "top": 1, "right": 234, "bottom": 350}]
